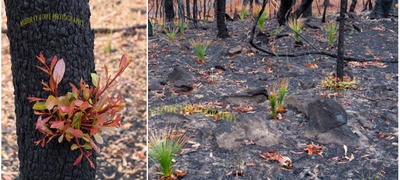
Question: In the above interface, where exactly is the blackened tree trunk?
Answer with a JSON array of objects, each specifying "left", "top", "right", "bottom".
[
  {"left": 193, "top": 0, "right": 198, "bottom": 26},
  {"left": 4, "top": 0, "right": 96, "bottom": 179},
  {"left": 363, "top": 0, "right": 374, "bottom": 11},
  {"left": 203, "top": 0, "right": 207, "bottom": 22},
  {"left": 349, "top": 0, "right": 358, "bottom": 12},
  {"left": 165, "top": 0, "right": 175, "bottom": 21},
  {"left": 293, "top": 0, "right": 314, "bottom": 18},
  {"left": 369, "top": 0, "right": 394, "bottom": 18},
  {"left": 186, "top": 0, "right": 191, "bottom": 18},
  {"left": 177, "top": 0, "right": 185, "bottom": 23},
  {"left": 216, "top": 0, "right": 229, "bottom": 38},
  {"left": 337, "top": 0, "right": 348, "bottom": 79},
  {"left": 277, "top": 0, "right": 295, "bottom": 25}
]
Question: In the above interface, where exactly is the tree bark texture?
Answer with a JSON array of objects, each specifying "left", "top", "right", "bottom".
[
  {"left": 165, "top": 0, "right": 174, "bottom": 21},
  {"left": 216, "top": 0, "right": 229, "bottom": 38},
  {"left": 349, "top": 0, "right": 358, "bottom": 12},
  {"left": 277, "top": 0, "right": 295, "bottom": 25},
  {"left": 4, "top": 0, "right": 97, "bottom": 179},
  {"left": 193, "top": 0, "right": 198, "bottom": 25},
  {"left": 369, "top": 0, "right": 394, "bottom": 18},
  {"left": 293, "top": 0, "right": 314, "bottom": 18},
  {"left": 177, "top": 0, "right": 185, "bottom": 23},
  {"left": 186, "top": 0, "right": 191, "bottom": 18},
  {"left": 337, "top": 0, "right": 348, "bottom": 79}
]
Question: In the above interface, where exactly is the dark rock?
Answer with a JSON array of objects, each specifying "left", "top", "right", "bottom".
[
  {"left": 167, "top": 66, "right": 197, "bottom": 84},
  {"left": 228, "top": 46, "right": 242, "bottom": 56},
  {"left": 286, "top": 95, "right": 360, "bottom": 146},
  {"left": 306, "top": 21, "right": 322, "bottom": 29},
  {"left": 308, "top": 98, "right": 347, "bottom": 133},
  {"left": 357, "top": 118, "right": 376, "bottom": 129},
  {"left": 300, "top": 80, "right": 316, "bottom": 89},
  {"left": 214, "top": 114, "right": 287, "bottom": 150}
]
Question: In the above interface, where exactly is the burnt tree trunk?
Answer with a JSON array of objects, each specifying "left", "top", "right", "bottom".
[
  {"left": 337, "top": 0, "right": 347, "bottom": 79},
  {"left": 216, "top": 0, "right": 229, "bottom": 38},
  {"left": 178, "top": 0, "right": 185, "bottom": 23},
  {"left": 349, "top": 0, "right": 358, "bottom": 12},
  {"left": 203, "top": 0, "right": 207, "bottom": 22},
  {"left": 186, "top": 0, "right": 191, "bottom": 18},
  {"left": 293, "top": 0, "right": 314, "bottom": 18},
  {"left": 165, "top": 0, "right": 174, "bottom": 21},
  {"left": 369, "top": 0, "right": 394, "bottom": 18},
  {"left": 363, "top": 0, "right": 374, "bottom": 11},
  {"left": 277, "top": 0, "right": 295, "bottom": 25},
  {"left": 193, "top": 0, "right": 198, "bottom": 26},
  {"left": 4, "top": 0, "right": 96, "bottom": 179}
]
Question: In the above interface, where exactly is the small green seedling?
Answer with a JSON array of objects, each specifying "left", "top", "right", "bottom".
[
  {"left": 166, "top": 27, "right": 179, "bottom": 41},
  {"left": 239, "top": 9, "right": 249, "bottom": 22},
  {"left": 190, "top": 40, "right": 211, "bottom": 64},
  {"left": 148, "top": 126, "right": 187, "bottom": 179},
  {"left": 258, "top": 11, "right": 267, "bottom": 31},
  {"left": 288, "top": 17, "right": 303, "bottom": 43},
  {"left": 325, "top": 21, "right": 338, "bottom": 47}
]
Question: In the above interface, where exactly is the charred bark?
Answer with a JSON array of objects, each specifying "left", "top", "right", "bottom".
[
  {"left": 165, "top": 0, "right": 174, "bottom": 21},
  {"left": 369, "top": 0, "right": 394, "bottom": 19},
  {"left": 337, "top": 0, "right": 348, "bottom": 79},
  {"left": 277, "top": 0, "right": 295, "bottom": 25},
  {"left": 349, "top": 0, "right": 358, "bottom": 12},
  {"left": 293, "top": 0, "right": 314, "bottom": 18},
  {"left": 4, "top": 0, "right": 96, "bottom": 179},
  {"left": 216, "top": 0, "right": 229, "bottom": 38}
]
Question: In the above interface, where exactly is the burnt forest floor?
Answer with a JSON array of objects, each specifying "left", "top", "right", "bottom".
[
  {"left": 1, "top": 0, "right": 147, "bottom": 179},
  {"left": 148, "top": 11, "right": 398, "bottom": 180}
]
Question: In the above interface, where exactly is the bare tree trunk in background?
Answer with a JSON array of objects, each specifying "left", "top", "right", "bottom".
[
  {"left": 349, "top": 0, "right": 358, "bottom": 12},
  {"left": 363, "top": 0, "right": 374, "bottom": 10},
  {"left": 193, "top": 0, "right": 198, "bottom": 26},
  {"left": 203, "top": 0, "right": 207, "bottom": 22},
  {"left": 4, "top": 0, "right": 96, "bottom": 178},
  {"left": 165, "top": 0, "right": 174, "bottom": 21},
  {"left": 277, "top": 0, "right": 295, "bottom": 25},
  {"left": 294, "top": 0, "right": 314, "bottom": 18},
  {"left": 337, "top": 0, "right": 347, "bottom": 79},
  {"left": 187, "top": 0, "right": 191, "bottom": 18},
  {"left": 178, "top": 0, "right": 185, "bottom": 23},
  {"left": 216, "top": 0, "right": 229, "bottom": 38},
  {"left": 156, "top": 0, "right": 159, "bottom": 19},
  {"left": 369, "top": 0, "right": 394, "bottom": 18}
]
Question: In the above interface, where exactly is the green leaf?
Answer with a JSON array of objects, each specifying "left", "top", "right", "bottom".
[
  {"left": 70, "top": 143, "right": 79, "bottom": 150},
  {"left": 33, "top": 102, "right": 47, "bottom": 111},
  {"left": 82, "top": 143, "right": 93, "bottom": 150},
  {"left": 82, "top": 135, "right": 90, "bottom": 142},
  {"left": 72, "top": 111, "right": 83, "bottom": 129},
  {"left": 91, "top": 73, "right": 99, "bottom": 87},
  {"left": 45, "top": 95, "right": 58, "bottom": 111},
  {"left": 93, "top": 132, "right": 104, "bottom": 144},
  {"left": 58, "top": 134, "right": 64, "bottom": 143}
]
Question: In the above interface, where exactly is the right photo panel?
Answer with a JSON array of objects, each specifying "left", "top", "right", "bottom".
[{"left": 148, "top": 0, "right": 398, "bottom": 179}]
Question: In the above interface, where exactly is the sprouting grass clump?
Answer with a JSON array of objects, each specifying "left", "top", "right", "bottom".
[
  {"left": 271, "top": 27, "right": 282, "bottom": 40},
  {"left": 190, "top": 40, "right": 211, "bottom": 63},
  {"left": 268, "top": 78, "right": 290, "bottom": 119},
  {"left": 325, "top": 21, "right": 338, "bottom": 47},
  {"left": 258, "top": 11, "right": 267, "bottom": 31},
  {"left": 268, "top": 88, "right": 277, "bottom": 119},
  {"left": 148, "top": 126, "right": 187, "bottom": 179},
  {"left": 104, "top": 29, "right": 112, "bottom": 54},
  {"left": 321, "top": 75, "right": 358, "bottom": 90},
  {"left": 277, "top": 78, "right": 289, "bottom": 112},
  {"left": 239, "top": 9, "right": 249, "bottom": 22},
  {"left": 178, "top": 22, "right": 187, "bottom": 34},
  {"left": 166, "top": 27, "right": 178, "bottom": 41},
  {"left": 288, "top": 17, "right": 303, "bottom": 43}
]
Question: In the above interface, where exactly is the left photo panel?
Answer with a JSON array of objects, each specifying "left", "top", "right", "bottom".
[{"left": 1, "top": 0, "right": 147, "bottom": 179}]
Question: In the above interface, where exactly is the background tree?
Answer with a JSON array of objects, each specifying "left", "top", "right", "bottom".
[
  {"left": 337, "top": 0, "right": 347, "bottom": 79},
  {"left": 4, "top": 0, "right": 96, "bottom": 178},
  {"left": 216, "top": 0, "right": 229, "bottom": 38},
  {"left": 277, "top": 0, "right": 295, "bottom": 25},
  {"left": 165, "top": 0, "right": 175, "bottom": 21},
  {"left": 369, "top": 0, "right": 394, "bottom": 18}
]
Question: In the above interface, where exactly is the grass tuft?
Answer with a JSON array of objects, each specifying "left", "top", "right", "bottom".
[
  {"left": 190, "top": 40, "right": 211, "bottom": 63},
  {"left": 288, "top": 17, "right": 303, "bottom": 43},
  {"left": 148, "top": 126, "right": 187, "bottom": 179}
]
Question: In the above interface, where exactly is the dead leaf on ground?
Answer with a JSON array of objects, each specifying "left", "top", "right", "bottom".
[
  {"left": 305, "top": 63, "right": 318, "bottom": 68},
  {"left": 259, "top": 150, "right": 292, "bottom": 168},
  {"left": 303, "top": 142, "right": 324, "bottom": 156}
]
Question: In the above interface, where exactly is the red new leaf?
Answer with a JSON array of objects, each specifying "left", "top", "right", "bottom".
[
  {"left": 50, "top": 55, "right": 58, "bottom": 71},
  {"left": 73, "top": 154, "right": 83, "bottom": 166},
  {"left": 50, "top": 121, "right": 64, "bottom": 129},
  {"left": 53, "top": 59, "right": 65, "bottom": 85},
  {"left": 67, "top": 128, "right": 83, "bottom": 138}
]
